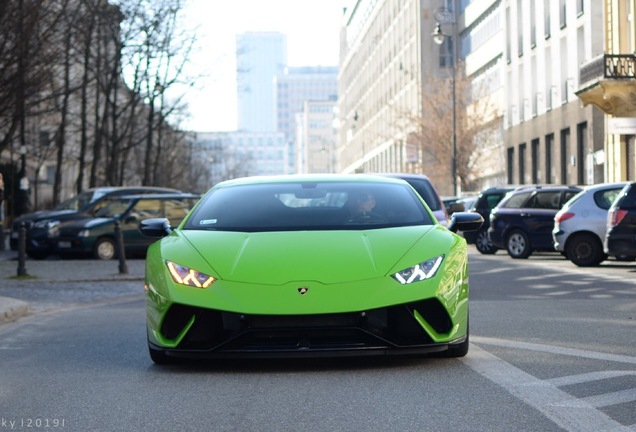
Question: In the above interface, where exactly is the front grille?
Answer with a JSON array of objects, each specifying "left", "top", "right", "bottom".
[{"left": 160, "top": 299, "right": 454, "bottom": 353}]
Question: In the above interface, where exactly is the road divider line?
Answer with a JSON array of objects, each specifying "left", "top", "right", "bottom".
[
  {"left": 473, "top": 336, "right": 636, "bottom": 365},
  {"left": 547, "top": 371, "right": 636, "bottom": 386},
  {"left": 462, "top": 344, "right": 633, "bottom": 432}
]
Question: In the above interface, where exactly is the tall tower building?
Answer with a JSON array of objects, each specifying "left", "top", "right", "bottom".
[
  {"left": 236, "top": 32, "right": 287, "bottom": 132},
  {"left": 276, "top": 66, "right": 339, "bottom": 173}
]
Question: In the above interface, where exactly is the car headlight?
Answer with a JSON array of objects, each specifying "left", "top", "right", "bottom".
[
  {"left": 391, "top": 255, "right": 444, "bottom": 284},
  {"left": 78, "top": 229, "right": 91, "bottom": 237},
  {"left": 34, "top": 219, "right": 58, "bottom": 229},
  {"left": 166, "top": 261, "right": 216, "bottom": 288}
]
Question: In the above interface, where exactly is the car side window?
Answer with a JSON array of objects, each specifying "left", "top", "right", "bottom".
[
  {"left": 594, "top": 189, "right": 621, "bottom": 210},
  {"left": 486, "top": 194, "right": 504, "bottom": 209},
  {"left": 130, "top": 199, "right": 162, "bottom": 219},
  {"left": 527, "top": 191, "right": 561, "bottom": 209},
  {"left": 503, "top": 192, "right": 531, "bottom": 208},
  {"left": 165, "top": 199, "right": 194, "bottom": 225}
]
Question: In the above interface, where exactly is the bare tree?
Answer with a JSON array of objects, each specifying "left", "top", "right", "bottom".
[{"left": 396, "top": 61, "right": 501, "bottom": 195}]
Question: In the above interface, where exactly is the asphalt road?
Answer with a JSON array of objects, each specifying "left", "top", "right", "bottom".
[{"left": 0, "top": 250, "right": 635, "bottom": 432}]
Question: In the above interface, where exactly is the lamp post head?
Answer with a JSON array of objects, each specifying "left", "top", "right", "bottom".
[{"left": 432, "top": 23, "right": 445, "bottom": 45}]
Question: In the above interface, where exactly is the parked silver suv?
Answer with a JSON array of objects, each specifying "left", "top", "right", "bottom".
[{"left": 552, "top": 182, "right": 627, "bottom": 266}]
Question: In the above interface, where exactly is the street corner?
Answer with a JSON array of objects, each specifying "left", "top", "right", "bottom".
[{"left": 0, "top": 296, "right": 30, "bottom": 325}]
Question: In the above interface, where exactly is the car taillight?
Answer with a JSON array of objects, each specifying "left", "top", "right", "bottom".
[
  {"left": 555, "top": 212, "right": 575, "bottom": 223},
  {"left": 608, "top": 209, "right": 628, "bottom": 227}
]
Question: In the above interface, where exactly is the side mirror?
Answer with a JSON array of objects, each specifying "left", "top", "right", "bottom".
[
  {"left": 138, "top": 218, "right": 172, "bottom": 238},
  {"left": 448, "top": 212, "right": 483, "bottom": 233}
]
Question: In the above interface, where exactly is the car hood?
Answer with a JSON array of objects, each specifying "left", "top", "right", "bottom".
[
  {"left": 15, "top": 209, "right": 79, "bottom": 223},
  {"left": 59, "top": 217, "right": 114, "bottom": 229},
  {"left": 165, "top": 225, "right": 453, "bottom": 285}
]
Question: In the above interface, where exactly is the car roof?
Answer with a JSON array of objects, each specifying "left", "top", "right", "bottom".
[
  {"left": 579, "top": 182, "right": 629, "bottom": 191},
  {"left": 113, "top": 193, "right": 200, "bottom": 200},
  {"left": 85, "top": 186, "right": 181, "bottom": 193},
  {"left": 510, "top": 184, "right": 581, "bottom": 193},
  {"left": 375, "top": 173, "right": 432, "bottom": 180},
  {"left": 215, "top": 174, "right": 408, "bottom": 188}
]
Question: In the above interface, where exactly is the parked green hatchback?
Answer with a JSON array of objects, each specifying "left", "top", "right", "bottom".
[{"left": 53, "top": 193, "right": 200, "bottom": 259}]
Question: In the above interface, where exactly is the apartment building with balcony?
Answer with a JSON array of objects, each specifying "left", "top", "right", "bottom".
[
  {"left": 503, "top": 0, "right": 606, "bottom": 186},
  {"left": 576, "top": 0, "right": 636, "bottom": 181}
]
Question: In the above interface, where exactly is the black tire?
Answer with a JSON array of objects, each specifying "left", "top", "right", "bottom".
[
  {"left": 506, "top": 229, "right": 531, "bottom": 259},
  {"left": 565, "top": 233, "right": 606, "bottom": 267},
  {"left": 93, "top": 237, "right": 116, "bottom": 260},
  {"left": 474, "top": 228, "right": 498, "bottom": 254}
]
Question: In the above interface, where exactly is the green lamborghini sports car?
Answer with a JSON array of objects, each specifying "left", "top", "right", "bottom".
[{"left": 140, "top": 174, "right": 483, "bottom": 363}]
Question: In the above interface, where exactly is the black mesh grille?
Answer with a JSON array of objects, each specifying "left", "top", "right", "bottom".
[{"left": 160, "top": 299, "right": 454, "bottom": 354}]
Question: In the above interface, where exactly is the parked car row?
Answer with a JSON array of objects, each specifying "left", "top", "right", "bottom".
[
  {"left": 10, "top": 186, "right": 199, "bottom": 260},
  {"left": 466, "top": 182, "right": 636, "bottom": 267}
]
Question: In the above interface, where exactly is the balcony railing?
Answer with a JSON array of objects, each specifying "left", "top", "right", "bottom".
[{"left": 579, "top": 54, "right": 636, "bottom": 88}]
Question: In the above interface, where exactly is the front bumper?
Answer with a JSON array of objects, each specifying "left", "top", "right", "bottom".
[
  {"left": 10, "top": 230, "right": 55, "bottom": 254},
  {"left": 552, "top": 230, "right": 566, "bottom": 252},
  {"left": 148, "top": 300, "right": 466, "bottom": 359},
  {"left": 55, "top": 236, "right": 94, "bottom": 255}
]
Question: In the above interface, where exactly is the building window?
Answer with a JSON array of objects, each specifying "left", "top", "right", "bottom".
[
  {"left": 531, "top": 138, "right": 540, "bottom": 183},
  {"left": 559, "top": 0, "right": 566, "bottom": 28},
  {"left": 544, "top": 0, "right": 551, "bottom": 38},
  {"left": 576, "top": 122, "right": 587, "bottom": 184},
  {"left": 627, "top": 136, "right": 635, "bottom": 181},
  {"left": 517, "top": 0, "right": 523, "bottom": 56},
  {"left": 576, "top": 0, "right": 584, "bottom": 16},
  {"left": 530, "top": 0, "right": 536, "bottom": 48},
  {"left": 518, "top": 143, "right": 527, "bottom": 183},
  {"left": 560, "top": 128, "right": 570, "bottom": 184},
  {"left": 507, "top": 147, "right": 515, "bottom": 184},
  {"left": 545, "top": 133, "right": 554, "bottom": 183}
]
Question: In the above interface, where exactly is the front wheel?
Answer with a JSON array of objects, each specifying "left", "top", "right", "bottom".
[
  {"left": 506, "top": 229, "right": 531, "bottom": 259},
  {"left": 93, "top": 237, "right": 116, "bottom": 260},
  {"left": 474, "top": 228, "right": 498, "bottom": 254}
]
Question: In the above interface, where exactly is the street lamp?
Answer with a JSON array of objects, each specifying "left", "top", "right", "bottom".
[{"left": 432, "top": 5, "right": 458, "bottom": 197}]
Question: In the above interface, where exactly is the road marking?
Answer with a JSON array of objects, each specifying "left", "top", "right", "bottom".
[
  {"left": 473, "top": 336, "right": 636, "bottom": 365},
  {"left": 582, "top": 389, "right": 636, "bottom": 408},
  {"left": 547, "top": 371, "right": 636, "bottom": 386},
  {"left": 462, "top": 344, "right": 635, "bottom": 432}
]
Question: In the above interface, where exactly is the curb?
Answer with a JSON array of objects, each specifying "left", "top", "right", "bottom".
[{"left": 0, "top": 296, "right": 30, "bottom": 324}]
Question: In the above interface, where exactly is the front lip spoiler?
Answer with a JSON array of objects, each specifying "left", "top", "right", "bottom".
[{"left": 149, "top": 336, "right": 467, "bottom": 360}]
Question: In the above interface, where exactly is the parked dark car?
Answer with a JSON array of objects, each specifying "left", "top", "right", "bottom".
[
  {"left": 10, "top": 186, "right": 180, "bottom": 259},
  {"left": 604, "top": 181, "right": 636, "bottom": 261},
  {"left": 488, "top": 185, "right": 582, "bottom": 259},
  {"left": 377, "top": 173, "right": 449, "bottom": 226},
  {"left": 53, "top": 193, "right": 200, "bottom": 260},
  {"left": 464, "top": 186, "right": 519, "bottom": 254}
]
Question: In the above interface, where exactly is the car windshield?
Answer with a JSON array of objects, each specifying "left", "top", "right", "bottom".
[
  {"left": 93, "top": 198, "right": 134, "bottom": 218},
  {"left": 54, "top": 190, "right": 108, "bottom": 211},
  {"left": 184, "top": 181, "right": 435, "bottom": 232}
]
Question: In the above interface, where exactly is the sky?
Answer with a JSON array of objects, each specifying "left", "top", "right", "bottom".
[{"left": 180, "top": 0, "right": 346, "bottom": 132}]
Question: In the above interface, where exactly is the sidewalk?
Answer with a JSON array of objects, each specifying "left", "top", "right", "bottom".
[{"left": 0, "top": 245, "right": 146, "bottom": 325}]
